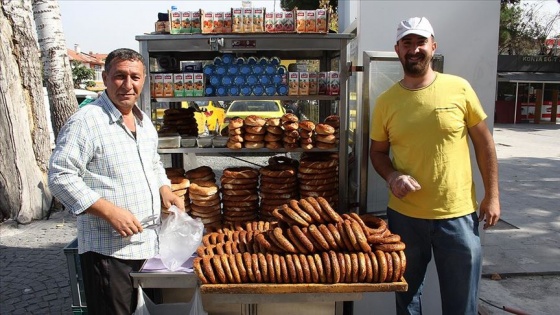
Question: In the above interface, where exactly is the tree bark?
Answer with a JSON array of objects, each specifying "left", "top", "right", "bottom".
[
  {"left": 0, "top": 0, "right": 52, "bottom": 223},
  {"left": 33, "top": 0, "right": 77, "bottom": 139}
]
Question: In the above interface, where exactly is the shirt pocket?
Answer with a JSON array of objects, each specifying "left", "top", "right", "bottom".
[{"left": 434, "top": 107, "right": 464, "bottom": 132}]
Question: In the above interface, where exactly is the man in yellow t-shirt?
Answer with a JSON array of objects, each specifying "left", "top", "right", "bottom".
[{"left": 370, "top": 17, "right": 501, "bottom": 315}]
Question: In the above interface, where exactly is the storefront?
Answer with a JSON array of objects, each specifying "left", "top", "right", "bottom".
[{"left": 496, "top": 55, "right": 560, "bottom": 124}]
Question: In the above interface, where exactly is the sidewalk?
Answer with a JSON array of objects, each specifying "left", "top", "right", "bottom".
[
  {"left": 478, "top": 122, "right": 560, "bottom": 315},
  {"left": 0, "top": 123, "right": 558, "bottom": 315}
]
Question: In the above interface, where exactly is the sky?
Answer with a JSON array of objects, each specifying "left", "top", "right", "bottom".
[{"left": 59, "top": 0, "right": 559, "bottom": 55}]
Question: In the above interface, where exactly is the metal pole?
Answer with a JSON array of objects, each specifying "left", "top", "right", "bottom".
[{"left": 514, "top": 82, "right": 519, "bottom": 124}]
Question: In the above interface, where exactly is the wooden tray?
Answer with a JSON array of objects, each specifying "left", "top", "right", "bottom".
[{"left": 201, "top": 279, "right": 407, "bottom": 294}]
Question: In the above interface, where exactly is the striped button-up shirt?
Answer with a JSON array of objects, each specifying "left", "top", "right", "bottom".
[{"left": 48, "top": 93, "right": 170, "bottom": 259}]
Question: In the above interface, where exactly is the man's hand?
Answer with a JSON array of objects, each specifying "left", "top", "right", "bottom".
[
  {"left": 387, "top": 171, "right": 421, "bottom": 199},
  {"left": 107, "top": 206, "right": 143, "bottom": 237},
  {"left": 478, "top": 196, "right": 500, "bottom": 229},
  {"left": 160, "top": 186, "right": 185, "bottom": 212}
]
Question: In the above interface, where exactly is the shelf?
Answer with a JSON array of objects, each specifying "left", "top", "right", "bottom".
[
  {"left": 153, "top": 95, "right": 339, "bottom": 103},
  {"left": 158, "top": 147, "right": 338, "bottom": 154}
]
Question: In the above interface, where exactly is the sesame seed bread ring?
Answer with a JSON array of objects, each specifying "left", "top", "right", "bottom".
[
  {"left": 222, "top": 182, "right": 259, "bottom": 190},
  {"left": 327, "top": 223, "right": 345, "bottom": 250},
  {"left": 257, "top": 253, "right": 269, "bottom": 283},
  {"left": 343, "top": 219, "right": 361, "bottom": 251},
  {"left": 220, "top": 254, "right": 235, "bottom": 283},
  {"left": 329, "top": 250, "right": 341, "bottom": 284},
  {"left": 185, "top": 166, "right": 214, "bottom": 180},
  {"left": 242, "top": 252, "right": 256, "bottom": 283},
  {"left": 317, "top": 197, "right": 341, "bottom": 223},
  {"left": 321, "top": 251, "right": 332, "bottom": 283},
  {"left": 336, "top": 252, "right": 347, "bottom": 283},
  {"left": 282, "top": 204, "right": 309, "bottom": 227},
  {"left": 315, "top": 123, "right": 335, "bottom": 135},
  {"left": 244, "top": 125, "right": 266, "bottom": 134},
  {"left": 316, "top": 142, "right": 337, "bottom": 150},
  {"left": 202, "top": 256, "right": 217, "bottom": 284},
  {"left": 265, "top": 141, "right": 283, "bottom": 150},
  {"left": 299, "top": 158, "right": 338, "bottom": 169},
  {"left": 223, "top": 167, "right": 259, "bottom": 179},
  {"left": 298, "top": 165, "right": 338, "bottom": 174},
  {"left": 281, "top": 113, "right": 299, "bottom": 123},
  {"left": 228, "top": 127, "right": 243, "bottom": 135},
  {"left": 324, "top": 115, "right": 340, "bottom": 128},
  {"left": 189, "top": 181, "right": 219, "bottom": 196},
  {"left": 229, "top": 117, "right": 244, "bottom": 129},
  {"left": 298, "top": 120, "right": 316, "bottom": 131},
  {"left": 313, "top": 253, "right": 326, "bottom": 283},
  {"left": 384, "top": 252, "right": 393, "bottom": 283},
  {"left": 227, "top": 254, "right": 242, "bottom": 284},
  {"left": 290, "top": 254, "right": 304, "bottom": 283},
  {"left": 244, "top": 141, "right": 265, "bottom": 149},
  {"left": 308, "top": 224, "right": 330, "bottom": 251},
  {"left": 244, "top": 133, "right": 265, "bottom": 142},
  {"left": 191, "top": 196, "right": 221, "bottom": 207},
  {"left": 226, "top": 140, "right": 243, "bottom": 149},
  {"left": 316, "top": 134, "right": 337, "bottom": 144},
  {"left": 363, "top": 251, "right": 374, "bottom": 283},
  {"left": 266, "top": 117, "right": 281, "bottom": 127},
  {"left": 266, "top": 253, "right": 276, "bottom": 283},
  {"left": 288, "top": 200, "right": 313, "bottom": 224},
  {"left": 298, "top": 171, "right": 337, "bottom": 180},
  {"left": 190, "top": 208, "right": 221, "bottom": 218},
  {"left": 211, "top": 255, "right": 227, "bottom": 283},
  {"left": 220, "top": 176, "right": 256, "bottom": 185},
  {"left": 375, "top": 250, "right": 388, "bottom": 283},
  {"left": 285, "top": 227, "right": 310, "bottom": 254},
  {"left": 259, "top": 164, "right": 297, "bottom": 178},
  {"left": 170, "top": 177, "right": 190, "bottom": 191},
  {"left": 399, "top": 250, "right": 407, "bottom": 281},
  {"left": 307, "top": 254, "right": 320, "bottom": 283},
  {"left": 272, "top": 254, "right": 283, "bottom": 283},
  {"left": 391, "top": 251, "right": 401, "bottom": 283},
  {"left": 268, "top": 155, "right": 299, "bottom": 167},
  {"left": 291, "top": 225, "right": 315, "bottom": 252},
  {"left": 279, "top": 255, "right": 289, "bottom": 284},
  {"left": 260, "top": 175, "right": 297, "bottom": 184},
  {"left": 260, "top": 182, "right": 294, "bottom": 190},
  {"left": 349, "top": 253, "right": 359, "bottom": 283},
  {"left": 193, "top": 257, "right": 209, "bottom": 284},
  {"left": 273, "top": 227, "right": 297, "bottom": 253},
  {"left": 251, "top": 254, "right": 262, "bottom": 283},
  {"left": 351, "top": 220, "right": 372, "bottom": 252},
  {"left": 381, "top": 233, "right": 402, "bottom": 244},
  {"left": 338, "top": 222, "right": 354, "bottom": 251},
  {"left": 222, "top": 194, "right": 258, "bottom": 202},
  {"left": 266, "top": 125, "right": 283, "bottom": 134},
  {"left": 260, "top": 191, "right": 298, "bottom": 200},
  {"left": 282, "top": 121, "right": 299, "bottom": 131},
  {"left": 368, "top": 251, "right": 379, "bottom": 283},
  {"left": 285, "top": 254, "right": 297, "bottom": 283},
  {"left": 235, "top": 253, "right": 248, "bottom": 283},
  {"left": 244, "top": 115, "right": 266, "bottom": 127},
  {"left": 299, "top": 183, "right": 337, "bottom": 192},
  {"left": 298, "top": 198, "right": 324, "bottom": 224},
  {"left": 259, "top": 185, "right": 297, "bottom": 194},
  {"left": 264, "top": 133, "right": 283, "bottom": 142},
  {"left": 374, "top": 241, "right": 406, "bottom": 252},
  {"left": 318, "top": 224, "right": 339, "bottom": 251},
  {"left": 300, "top": 189, "right": 338, "bottom": 199}
]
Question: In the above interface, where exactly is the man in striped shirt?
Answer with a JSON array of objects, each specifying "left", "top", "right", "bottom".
[{"left": 49, "top": 48, "right": 184, "bottom": 315}]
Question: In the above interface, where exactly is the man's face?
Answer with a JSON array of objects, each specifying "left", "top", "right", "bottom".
[
  {"left": 102, "top": 59, "right": 145, "bottom": 112},
  {"left": 395, "top": 34, "right": 436, "bottom": 77}
]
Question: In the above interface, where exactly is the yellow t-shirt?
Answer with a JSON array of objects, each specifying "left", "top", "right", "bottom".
[{"left": 370, "top": 73, "right": 487, "bottom": 219}]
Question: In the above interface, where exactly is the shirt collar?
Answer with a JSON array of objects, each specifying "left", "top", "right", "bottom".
[{"left": 98, "top": 92, "right": 144, "bottom": 127}]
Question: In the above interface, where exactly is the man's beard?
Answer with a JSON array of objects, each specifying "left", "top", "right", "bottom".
[{"left": 403, "top": 53, "right": 432, "bottom": 77}]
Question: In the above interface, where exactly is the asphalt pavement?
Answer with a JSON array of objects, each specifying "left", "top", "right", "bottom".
[{"left": 0, "top": 122, "right": 558, "bottom": 315}]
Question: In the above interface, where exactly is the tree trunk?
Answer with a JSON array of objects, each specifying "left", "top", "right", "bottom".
[
  {"left": 33, "top": 0, "right": 77, "bottom": 139},
  {"left": 0, "top": 0, "right": 53, "bottom": 223}
]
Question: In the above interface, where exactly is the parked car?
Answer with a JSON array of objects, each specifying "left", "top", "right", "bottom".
[{"left": 222, "top": 100, "right": 285, "bottom": 132}]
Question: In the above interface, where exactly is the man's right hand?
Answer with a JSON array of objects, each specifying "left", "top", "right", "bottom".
[
  {"left": 387, "top": 171, "right": 422, "bottom": 199},
  {"left": 109, "top": 206, "right": 143, "bottom": 237}
]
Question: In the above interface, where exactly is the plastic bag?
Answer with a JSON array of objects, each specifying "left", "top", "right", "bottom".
[
  {"left": 134, "top": 285, "right": 207, "bottom": 315},
  {"left": 159, "top": 205, "right": 204, "bottom": 271}
]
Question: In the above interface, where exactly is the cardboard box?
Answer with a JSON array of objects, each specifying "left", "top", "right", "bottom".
[
  {"left": 253, "top": 8, "right": 264, "bottom": 32},
  {"left": 181, "top": 11, "right": 192, "bottom": 33},
  {"left": 223, "top": 11, "right": 232, "bottom": 33},
  {"left": 288, "top": 72, "right": 299, "bottom": 96},
  {"left": 299, "top": 72, "right": 309, "bottom": 96},
  {"left": 274, "top": 12, "right": 284, "bottom": 32},
  {"left": 309, "top": 72, "right": 318, "bottom": 95},
  {"left": 265, "top": 12, "right": 275, "bottom": 33},
  {"left": 316, "top": 9, "right": 328, "bottom": 33},
  {"left": 296, "top": 10, "right": 306, "bottom": 33},
  {"left": 284, "top": 11, "right": 295, "bottom": 33},
  {"left": 202, "top": 11, "right": 213, "bottom": 33},
  {"left": 305, "top": 10, "right": 316, "bottom": 33},
  {"left": 153, "top": 73, "right": 164, "bottom": 97},
  {"left": 327, "top": 71, "right": 340, "bottom": 96},
  {"left": 232, "top": 8, "right": 243, "bottom": 33},
  {"left": 242, "top": 8, "right": 253, "bottom": 33},
  {"left": 163, "top": 73, "right": 174, "bottom": 98},
  {"left": 318, "top": 72, "right": 327, "bottom": 95},
  {"left": 213, "top": 12, "right": 224, "bottom": 33},
  {"left": 173, "top": 73, "right": 184, "bottom": 97},
  {"left": 169, "top": 10, "right": 181, "bottom": 34},
  {"left": 191, "top": 11, "right": 201, "bottom": 33},
  {"left": 184, "top": 73, "right": 194, "bottom": 97},
  {"left": 193, "top": 73, "right": 204, "bottom": 96}
]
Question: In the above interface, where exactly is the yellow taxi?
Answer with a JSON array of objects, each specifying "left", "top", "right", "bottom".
[{"left": 222, "top": 100, "right": 285, "bottom": 133}]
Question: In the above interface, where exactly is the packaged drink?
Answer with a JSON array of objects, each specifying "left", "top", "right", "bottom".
[
  {"left": 272, "top": 74, "right": 283, "bottom": 85},
  {"left": 215, "top": 65, "right": 227, "bottom": 76},
  {"left": 216, "top": 86, "right": 227, "bottom": 96},
  {"left": 252, "top": 64, "right": 264, "bottom": 75},
  {"left": 296, "top": 10, "right": 306, "bottom": 33},
  {"left": 318, "top": 72, "right": 327, "bottom": 95},
  {"left": 228, "top": 86, "right": 240, "bottom": 96},
  {"left": 233, "top": 75, "right": 246, "bottom": 86},
  {"left": 221, "top": 75, "right": 233, "bottom": 86},
  {"left": 240, "top": 85, "right": 252, "bottom": 96},
  {"left": 269, "top": 57, "right": 281, "bottom": 66},
  {"left": 283, "top": 11, "right": 295, "bottom": 32},
  {"left": 184, "top": 73, "right": 194, "bottom": 96},
  {"left": 169, "top": 7, "right": 181, "bottom": 34},
  {"left": 181, "top": 11, "right": 192, "bottom": 33},
  {"left": 153, "top": 73, "right": 164, "bottom": 97},
  {"left": 239, "top": 64, "right": 252, "bottom": 75},
  {"left": 232, "top": 8, "right": 243, "bottom": 33},
  {"left": 227, "top": 65, "right": 239, "bottom": 75},
  {"left": 265, "top": 85, "right": 276, "bottom": 96},
  {"left": 191, "top": 11, "right": 201, "bottom": 33},
  {"left": 204, "top": 86, "right": 214, "bottom": 96},
  {"left": 265, "top": 12, "right": 275, "bottom": 33},
  {"left": 327, "top": 71, "right": 340, "bottom": 96},
  {"left": 277, "top": 84, "right": 288, "bottom": 96},
  {"left": 258, "top": 75, "right": 271, "bottom": 85},
  {"left": 163, "top": 73, "right": 174, "bottom": 97},
  {"left": 202, "top": 11, "right": 213, "bottom": 33},
  {"left": 258, "top": 57, "right": 269, "bottom": 65},
  {"left": 316, "top": 9, "right": 328, "bottom": 33},
  {"left": 288, "top": 72, "right": 299, "bottom": 96},
  {"left": 252, "top": 85, "right": 264, "bottom": 96},
  {"left": 223, "top": 11, "right": 232, "bottom": 33},
  {"left": 213, "top": 12, "right": 224, "bottom": 33},
  {"left": 246, "top": 75, "right": 258, "bottom": 85},
  {"left": 242, "top": 8, "right": 253, "bottom": 33},
  {"left": 173, "top": 73, "right": 184, "bottom": 97},
  {"left": 235, "top": 57, "right": 246, "bottom": 65},
  {"left": 222, "top": 54, "right": 234, "bottom": 64},
  {"left": 213, "top": 56, "right": 223, "bottom": 65},
  {"left": 305, "top": 10, "right": 316, "bottom": 33},
  {"left": 253, "top": 8, "right": 264, "bottom": 32},
  {"left": 203, "top": 64, "right": 214, "bottom": 76},
  {"left": 264, "top": 64, "right": 277, "bottom": 75},
  {"left": 193, "top": 73, "right": 204, "bottom": 96},
  {"left": 209, "top": 75, "right": 221, "bottom": 86},
  {"left": 277, "top": 65, "right": 287, "bottom": 75},
  {"left": 309, "top": 72, "right": 318, "bottom": 95},
  {"left": 247, "top": 56, "right": 258, "bottom": 65},
  {"left": 299, "top": 72, "right": 309, "bottom": 95},
  {"left": 274, "top": 12, "right": 284, "bottom": 33}
]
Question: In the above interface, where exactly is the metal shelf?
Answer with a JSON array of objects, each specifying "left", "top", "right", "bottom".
[
  {"left": 158, "top": 147, "right": 338, "bottom": 155},
  {"left": 153, "top": 95, "right": 339, "bottom": 103}
]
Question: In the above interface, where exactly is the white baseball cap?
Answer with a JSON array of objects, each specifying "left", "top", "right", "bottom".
[{"left": 396, "top": 17, "right": 434, "bottom": 42}]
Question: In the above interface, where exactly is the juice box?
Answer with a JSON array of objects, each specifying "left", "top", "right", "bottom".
[
  {"left": 202, "top": 11, "right": 213, "bottom": 33},
  {"left": 213, "top": 12, "right": 224, "bottom": 33},
  {"left": 327, "top": 71, "right": 340, "bottom": 96},
  {"left": 184, "top": 73, "right": 194, "bottom": 97},
  {"left": 191, "top": 11, "right": 201, "bottom": 33},
  {"left": 242, "top": 8, "right": 253, "bottom": 33},
  {"left": 163, "top": 73, "right": 174, "bottom": 97},
  {"left": 284, "top": 11, "right": 295, "bottom": 32},
  {"left": 232, "top": 8, "right": 243, "bottom": 33},
  {"left": 305, "top": 10, "right": 316, "bottom": 33},
  {"left": 169, "top": 10, "right": 181, "bottom": 34},
  {"left": 316, "top": 9, "right": 328, "bottom": 33},
  {"left": 296, "top": 10, "right": 306, "bottom": 33},
  {"left": 223, "top": 11, "right": 232, "bottom": 33},
  {"left": 274, "top": 12, "right": 284, "bottom": 32},
  {"left": 173, "top": 73, "right": 184, "bottom": 97},
  {"left": 318, "top": 72, "right": 327, "bottom": 95},
  {"left": 149, "top": 74, "right": 155, "bottom": 96},
  {"left": 308, "top": 72, "right": 318, "bottom": 95},
  {"left": 288, "top": 72, "right": 299, "bottom": 96},
  {"left": 299, "top": 72, "right": 309, "bottom": 96},
  {"left": 253, "top": 8, "right": 264, "bottom": 32},
  {"left": 153, "top": 73, "right": 164, "bottom": 97},
  {"left": 265, "top": 12, "right": 275, "bottom": 33},
  {"left": 193, "top": 73, "right": 204, "bottom": 96},
  {"left": 181, "top": 11, "right": 192, "bottom": 33}
]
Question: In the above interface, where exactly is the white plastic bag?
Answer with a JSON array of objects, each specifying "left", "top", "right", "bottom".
[
  {"left": 159, "top": 205, "right": 204, "bottom": 271},
  {"left": 134, "top": 285, "right": 207, "bottom": 315}
]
